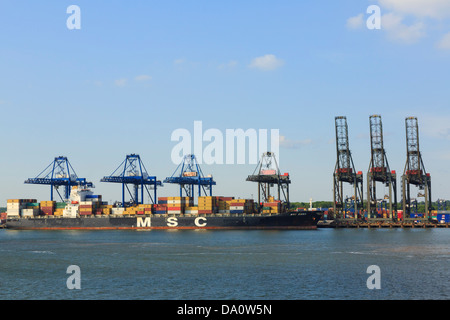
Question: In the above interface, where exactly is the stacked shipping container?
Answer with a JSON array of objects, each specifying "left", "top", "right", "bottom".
[
  {"left": 262, "top": 197, "right": 281, "bottom": 214},
  {"left": 157, "top": 197, "right": 194, "bottom": 214},
  {"left": 40, "top": 201, "right": 55, "bottom": 215},
  {"left": 5, "top": 194, "right": 290, "bottom": 218},
  {"left": 198, "top": 196, "right": 218, "bottom": 214},
  {"left": 7, "top": 199, "right": 38, "bottom": 218}
]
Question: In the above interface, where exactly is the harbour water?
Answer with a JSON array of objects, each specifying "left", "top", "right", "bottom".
[{"left": 0, "top": 228, "right": 448, "bottom": 300}]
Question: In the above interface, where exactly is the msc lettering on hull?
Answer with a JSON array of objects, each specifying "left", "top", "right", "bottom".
[{"left": 136, "top": 217, "right": 208, "bottom": 228}]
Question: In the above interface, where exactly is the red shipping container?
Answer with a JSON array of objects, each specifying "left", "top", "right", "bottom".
[
  {"left": 219, "top": 197, "right": 234, "bottom": 201},
  {"left": 198, "top": 210, "right": 213, "bottom": 214},
  {"left": 230, "top": 202, "right": 245, "bottom": 206},
  {"left": 167, "top": 206, "right": 182, "bottom": 210}
]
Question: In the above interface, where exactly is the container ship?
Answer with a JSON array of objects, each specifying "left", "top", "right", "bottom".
[{"left": 3, "top": 187, "right": 322, "bottom": 230}]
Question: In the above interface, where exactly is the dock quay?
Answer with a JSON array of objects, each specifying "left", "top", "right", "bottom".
[{"left": 317, "top": 220, "right": 450, "bottom": 229}]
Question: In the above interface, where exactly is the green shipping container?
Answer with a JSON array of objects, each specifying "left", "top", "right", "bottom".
[
  {"left": 56, "top": 202, "right": 66, "bottom": 208},
  {"left": 27, "top": 203, "right": 40, "bottom": 207}
]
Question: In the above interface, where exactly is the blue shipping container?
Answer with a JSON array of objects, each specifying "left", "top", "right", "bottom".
[{"left": 437, "top": 214, "right": 450, "bottom": 223}]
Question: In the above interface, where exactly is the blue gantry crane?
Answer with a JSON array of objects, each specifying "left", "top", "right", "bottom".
[
  {"left": 100, "top": 154, "right": 162, "bottom": 206},
  {"left": 164, "top": 154, "right": 216, "bottom": 198},
  {"left": 24, "top": 156, "right": 94, "bottom": 201}
]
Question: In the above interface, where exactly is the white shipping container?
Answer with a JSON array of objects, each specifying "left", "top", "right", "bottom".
[
  {"left": 63, "top": 206, "right": 78, "bottom": 218},
  {"left": 7, "top": 209, "right": 20, "bottom": 217},
  {"left": 230, "top": 206, "right": 244, "bottom": 210},
  {"left": 111, "top": 208, "right": 125, "bottom": 215},
  {"left": 21, "top": 208, "right": 39, "bottom": 217},
  {"left": 7, "top": 203, "right": 21, "bottom": 209}
]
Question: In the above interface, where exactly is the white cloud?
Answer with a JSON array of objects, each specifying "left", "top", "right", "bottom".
[
  {"left": 346, "top": 13, "right": 365, "bottom": 29},
  {"left": 347, "top": 1, "right": 450, "bottom": 47},
  {"left": 378, "top": 0, "right": 450, "bottom": 19},
  {"left": 249, "top": 54, "right": 284, "bottom": 71},
  {"left": 381, "top": 13, "right": 426, "bottom": 44},
  {"left": 114, "top": 78, "right": 127, "bottom": 87},
  {"left": 135, "top": 74, "right": 152, "bottom": 81},
  {"left": 437, "top": 32, "right": 450, "bottom": 50},
  {"left": 279, "top": 135, "right": 312, "bottom": 149}
]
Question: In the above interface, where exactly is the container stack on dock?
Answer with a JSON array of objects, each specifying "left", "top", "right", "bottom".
[{"left": 437, "top": 211, "right": 450, "bottom": 223}]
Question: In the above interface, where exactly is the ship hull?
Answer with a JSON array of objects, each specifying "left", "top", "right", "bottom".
[{"left": 5, "top": 211, "right": 321, "bottom": 230}]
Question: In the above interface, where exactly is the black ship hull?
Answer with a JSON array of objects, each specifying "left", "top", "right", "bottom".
[{"left": 5, "top": 211, "right": 321, "bottom": 230}]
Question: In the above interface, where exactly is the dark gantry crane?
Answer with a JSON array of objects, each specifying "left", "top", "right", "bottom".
[
  {"left": 401, "top": 117, "right": 432, "bottom": 221},
  {"left": 246, "top": 152, "right": 290, "bottom": 211},
  {"left": 164, "top": 154, "right": 216, "bottom": 198},
  {"left": 100, "top": 154, "right": 162, "bottom": 207},
  {"left": 333, "top": 116, "right": 364, "bottom": 221},
  {"left": 367, "top": 115, "right": 397, "bottom": 221},
  {"left": 24, "top": 156, "right": 94, "bottom": 201}
]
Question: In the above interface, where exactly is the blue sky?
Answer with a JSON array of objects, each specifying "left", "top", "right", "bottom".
[{"left": 1, "top": 0, "right": 450, "bottom": 204}]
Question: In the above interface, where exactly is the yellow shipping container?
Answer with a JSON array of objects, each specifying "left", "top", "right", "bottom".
[{"left": 198, "top": 205, "right": 215, "bottom": 208}]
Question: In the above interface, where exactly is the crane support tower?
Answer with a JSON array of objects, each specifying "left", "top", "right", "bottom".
[
  {"left": 100, "top": 154, "right": 162, "bottom": 207},
  {"left": 24, "top": 156, "right": 94, "bottom": 202},
  {"left": 333, "top": 116, "right": 364, "bottom": 220},
  {"left": 367, "top": 115, "right": 397, "bottom": 221},
  {"left": 164, "top": 154, "right": 216, "bottom": 199},
  {"left": 402, "top": 117, "right": 432, "bottom": 221},
  {"left": 246, "top": 152, "right": 290, "bottom": 209}
]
